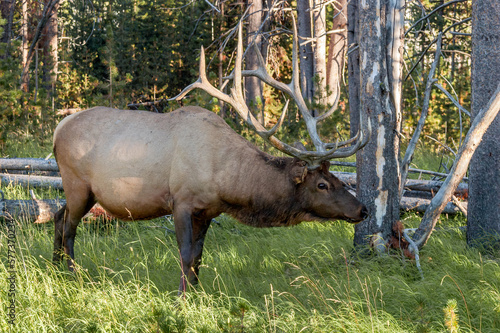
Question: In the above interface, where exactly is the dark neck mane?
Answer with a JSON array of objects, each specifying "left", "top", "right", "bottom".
[{"left": 221, "top": 153, "right": 310, "bottom": 227}]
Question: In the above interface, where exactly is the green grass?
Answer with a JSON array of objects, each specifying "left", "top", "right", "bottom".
[{"left": 1, "top": 184, "right": 499, "bottom": 332}]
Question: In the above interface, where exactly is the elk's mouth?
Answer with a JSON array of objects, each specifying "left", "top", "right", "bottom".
[{"left": 344, "top": 217, "right": 363, "bottom": 224}]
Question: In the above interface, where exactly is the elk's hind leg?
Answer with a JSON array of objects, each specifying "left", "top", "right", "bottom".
[
  {"left": 53, "top": 184, "right": 95, "bottom": 271},
  {"left": 189, "top": 218, "right": 212, "bottom": 286},
  {"left": 53, "top": 204, "right": 67, "bottom": 264}
]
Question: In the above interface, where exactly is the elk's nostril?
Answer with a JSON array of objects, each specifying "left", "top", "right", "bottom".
[{"left": 360, "top": 206, "right": 369, "bottom": 220}]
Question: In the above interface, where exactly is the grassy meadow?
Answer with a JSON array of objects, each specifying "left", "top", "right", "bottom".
[{"left": 1, "top": 132, "right": 499, "bottom": 332}]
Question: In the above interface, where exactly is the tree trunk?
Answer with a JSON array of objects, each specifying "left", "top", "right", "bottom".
[
  {"left": 347, "top": 0, "right": 360, "bottom": 137},
  {"left": 21, "top": 0, "right": 29, "bottom": 92},
  {"left": 245, "top": 0, "right": 264, "bottom": 123},
  {"left": 297, "top": 0, "right": 314, "bottom": 105},
  {"left": 353, "top": 0, "right": 403, "bottom": 250},
  {"left": 312, "top": 0, "right": 327, "bottom": 111},
  {"left": 326, "top": 0, "right": 347, "bottom": 107},
  {"left": 467, "top": 0, "right": 500, "bottom": 249},
  {"left": 41, "top": 0, "right": 59, "bottom": 90}
]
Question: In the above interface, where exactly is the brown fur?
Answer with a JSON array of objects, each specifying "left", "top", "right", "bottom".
[{"left": 52, "top": 106, "right": 368, "bottom": 293}]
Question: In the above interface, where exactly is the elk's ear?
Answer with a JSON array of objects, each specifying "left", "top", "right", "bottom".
[
  {"left": 320, "top": 161, "right": 331, "bottom": 173},
  {"left": 291, "top": 160, "right": 308, "bottom": 184}
]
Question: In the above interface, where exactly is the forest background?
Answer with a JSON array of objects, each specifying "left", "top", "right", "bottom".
[{"left": 0, "top": 0, "right": 471, "bottom": 153}]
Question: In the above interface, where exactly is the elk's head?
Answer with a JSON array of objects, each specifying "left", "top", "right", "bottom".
[{"left": 290, "top": 160, "right": 368, "bottom": 223}]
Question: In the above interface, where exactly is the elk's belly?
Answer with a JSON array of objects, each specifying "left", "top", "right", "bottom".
[{"left": 91, "top": 176, "right": 172, "bottom": 220}]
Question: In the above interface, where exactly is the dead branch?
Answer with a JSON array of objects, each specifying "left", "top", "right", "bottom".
[
  {"left": 400, "top": 34, "right": 442, "bottom": 198},
  {"left": 411, "top": 82, "right": 500, "bottom": 250}
]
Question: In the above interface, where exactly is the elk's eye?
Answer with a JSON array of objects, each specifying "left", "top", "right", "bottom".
[{"left": 318, "top": 183, "right": 328, "bottom": 190}]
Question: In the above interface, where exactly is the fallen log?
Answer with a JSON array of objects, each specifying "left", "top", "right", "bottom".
[
  {"left": 0, "top": 158, "right": 59, "bottom": 172},
  {"left": 400, "top": 196, "right": 467, "bottom": 215},
  {"left": 332, "top": 172, "right": 468, "bottom": 198},
  {"left": 0, "top": 198, "right": 65, "bottom": 223},
  {"left": 0, "top": 173, "right": 63, "bottom": 190}
]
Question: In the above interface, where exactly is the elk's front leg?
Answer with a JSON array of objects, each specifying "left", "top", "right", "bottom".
[{"left": 173, "top": 206, "right": 194, "bottom": 295}]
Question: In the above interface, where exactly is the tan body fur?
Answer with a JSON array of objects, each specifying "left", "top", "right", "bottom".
[{"left": 53, "top": 106, "right": 367, "bottom": 292}]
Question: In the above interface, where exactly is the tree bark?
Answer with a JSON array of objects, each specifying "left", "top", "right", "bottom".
[
  {"left": 0, "top": 173, "right": 63, "bottom": 190},
  {"left": 0, "top": 198, "right": 65, "bottom": 223},
  {"left": 353, "top": 0, "right": 403, "bottom": 250},
  {"left": 326, "top": 0, "right": 347, "bottom": 107},
  {"left": 245, "top": 0, "right": 264, "bottom": 122},
  {"left": 41, "top": 0, "right": 59, "bottom": 90},
  {"left": 347, "top": 0, "right": 360, "bottom": 137},
  {"left": 297, "top": 0, "right": 314, "bottom": 104},
  {"left": 467, "top": 0, "right": 500, "bottom": 249},
  {"left": 20, "top": 0, "right": 60, "bottom": 92},
  {"left": 312, "top": 0, "right": 327, "bottom": 110},
  {"left": 0, "top": 158, "right": 59, "bottom": 172},
  {"left": 21, "top": 0, "right": 29, "bottom": 92}
]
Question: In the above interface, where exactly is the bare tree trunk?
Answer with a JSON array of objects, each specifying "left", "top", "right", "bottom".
[
  {"left": 21, "top": 0, "right": 29, "bottom": 92},
  {"left": 353, "top": 0, "right": 403, "bottom": 250},
  {"left": 41, "top": 0, "right": 59, "bottom": 90},
  {"left": 312, "top": 0, "right": 327, "bottom": 111},
  {"left": 347, "top": 0, "right": 360, "bottom": 137},
  {"left": 467, "top": 0, "right": 500, "bottom": 249},
  {"left": 326, "top": 0, "right": 347, "bottom": 107},
  {"left": 297, "top": 0, "right": 314, "bottom": 105},
  {"left": 245, "top": 0, "right": 264, "bottom": 123}
]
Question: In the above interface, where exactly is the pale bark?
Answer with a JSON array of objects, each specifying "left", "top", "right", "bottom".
[
  {"left": 0, "top": 198, "right": 64, "bottom": 223},
  {"left": 467, "top": 0, "right": 500, "bottom": 248},
  {"left": 312, "top": 0, "right": 327, "bottom": 110},
  {"left": 0, "top": 158, "right": 59, "bottom": 172},
  {"left": 0, "top": 173, "right": 63, "bottom": 190},
  {"left": 21, "top": 0, "right": 29, "bottom": 91}
]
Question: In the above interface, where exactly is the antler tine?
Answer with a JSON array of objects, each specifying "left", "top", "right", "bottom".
[
  {"left": 170, "top": 22, "right": 309, "bottom": 160},
  {"left": 169, "top": 47, "right": 232, "bottom": 105}
]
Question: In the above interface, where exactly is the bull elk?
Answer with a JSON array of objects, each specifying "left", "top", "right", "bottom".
[{"left": 52, "top": 20, "right": 370, "bottom": 293}]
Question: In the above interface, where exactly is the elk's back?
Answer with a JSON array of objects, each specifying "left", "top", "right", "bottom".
[{"left": 53, "top": 106, "right": 246, "bottom": 220}]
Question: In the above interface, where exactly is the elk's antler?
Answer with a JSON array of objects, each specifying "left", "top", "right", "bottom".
[{"left": 170, "top": 18, "right": 370, "bottom": 167}]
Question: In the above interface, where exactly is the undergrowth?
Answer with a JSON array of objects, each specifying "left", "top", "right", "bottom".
[{"left": 1, "top": 184, "right": 499, "bottom": 332}]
